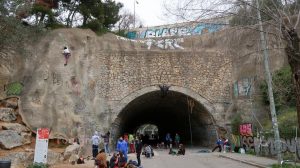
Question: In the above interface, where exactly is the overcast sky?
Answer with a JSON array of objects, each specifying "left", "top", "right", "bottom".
[{"left": 116, "top": 0, "right": 172, "bottom": 27}]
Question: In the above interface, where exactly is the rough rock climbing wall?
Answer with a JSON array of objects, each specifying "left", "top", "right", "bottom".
[{"left": 0, "top": 24, "right": 288, "bottom": 143}]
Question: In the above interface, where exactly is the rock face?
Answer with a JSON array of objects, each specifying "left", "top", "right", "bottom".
[
  {"left": 0, "top": 97, "right": 19, "bottom": 109},
  {"left": 47, "top": 150, "right": 63, "bottom": 165},
  {"left": 1, "top": 123, "right": 30, "bottom": 133},
  {"left": 0, "top": 130, "right": 30, "bottom": 149},
  {"left": 63, "top": 143, "right": 81, "bottom": 160},
  {"left": 2, "top": 150, "right": 62, "bottom": 167},
  {"left": 2, "top": 152, "right": 34, "bottom": 168},
  {"left": 0, "top": 108, "right": 16, "bottom": 122}
]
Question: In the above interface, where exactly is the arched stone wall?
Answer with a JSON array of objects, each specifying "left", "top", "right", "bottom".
[
  {"left": 109, "top": 85, "right": 219, "bottom": 145},
  {"left": 111, "top": 85, "right": 217, "bottom": 124}
]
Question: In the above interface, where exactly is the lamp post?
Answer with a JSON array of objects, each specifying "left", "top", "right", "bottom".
[
  {"left": 187, "top": 98, "right": 194, "bottom": 147},
  {"left": 134, "top": 0, "right": 136, "bottom": 28}
]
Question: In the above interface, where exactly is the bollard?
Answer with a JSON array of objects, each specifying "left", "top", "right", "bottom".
[{"left": 0, "top": 160, "right": 11, "bottom": 168}]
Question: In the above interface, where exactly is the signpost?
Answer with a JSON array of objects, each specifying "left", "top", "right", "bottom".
[{"left": 34, "top": 128, "right": 50, "bottom": 164}]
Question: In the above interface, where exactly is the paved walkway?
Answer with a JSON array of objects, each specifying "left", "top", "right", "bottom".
[
  {"left": 217, "top": 152, "right": 277, "bottom": 168},
  {"left": 126, "top": 149, "right": 258, "bottom": 168},
  {"left": 51, "top": 148, "right": 281, "bottom": 168}
]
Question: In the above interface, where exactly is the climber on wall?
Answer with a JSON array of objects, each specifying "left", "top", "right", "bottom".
[{"left": 62, "top": 46, "right": 71, "bottom": 66}]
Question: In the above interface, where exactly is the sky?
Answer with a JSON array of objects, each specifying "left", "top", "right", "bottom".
[{"left": 116, "top": 0, "right": 171, "bottom": 27}]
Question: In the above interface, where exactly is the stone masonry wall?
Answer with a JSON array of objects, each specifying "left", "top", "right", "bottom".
[{"left": 0, "top": 23, "right": 292, "bottom": 142}]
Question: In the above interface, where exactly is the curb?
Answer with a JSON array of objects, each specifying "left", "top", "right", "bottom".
[{"left": 218, "top": 155, "right": 268, "bottom": 168}]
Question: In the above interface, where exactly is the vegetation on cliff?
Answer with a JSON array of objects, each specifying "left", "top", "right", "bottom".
[
  {"left": 0, "top": 0, "right": 123, "bottom": 34},
  {"left": 261, "top": 67, "right": 298, "bottom": 138}
]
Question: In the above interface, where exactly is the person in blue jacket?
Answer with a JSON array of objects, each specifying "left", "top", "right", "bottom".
[
  {"left": 116, "top": 137, "right": 128, "bottom": 162},
  {"left": 212, "top": 137, "right": 223, "bottom": 152}
]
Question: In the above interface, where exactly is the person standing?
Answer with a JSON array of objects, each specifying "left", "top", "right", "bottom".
[
  {"left": 101, "top": 131, "right": 111, "bottom": 156},
  {"left": 92, "top": 131, "right": 100, "bottom": 159},
  {"left": 116, "top": 137, "right": 128, "bottom": 162},
  {"left": 175, "top": 133, "right": 180, "bottom": 148},
  {"left": 165, "top": 133, "right": 171, "bottom": 149},
  {"left": 135, "top": 137, "right": 143, "bottom": 167},
  {"left": 128, "top": 134, "right": 135, "bottom": 153}
]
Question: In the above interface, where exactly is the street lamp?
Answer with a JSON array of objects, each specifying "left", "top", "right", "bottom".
[
  {"left": 187, "top": 97, "right": 195, "bottom": 146},
  {"left": 134, "top": 0, "right": 139, "bottom": 28}
]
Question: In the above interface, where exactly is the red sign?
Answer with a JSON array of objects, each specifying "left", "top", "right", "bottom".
[
  {"left": 239, "top": 123, "right": 253, "bottom": 136},
  {"left": 38, "top": 128, "right": 50, "bottom": 139}
]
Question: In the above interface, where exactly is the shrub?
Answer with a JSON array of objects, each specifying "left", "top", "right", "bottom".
[
  {"left": 231, "top": 113, "right": 243, "bottom": 135},
  {"left": 264, "top": 108, "right": 298, "bottom": 139},
  {"left": 260, "top": 66, "right": 296, "bottom": 114},
  {"left": 6, "top": 82, "right": 23, "bottom": 96},
  {"left": 27, "top": 163, "right": 49, "bottom": 168}
]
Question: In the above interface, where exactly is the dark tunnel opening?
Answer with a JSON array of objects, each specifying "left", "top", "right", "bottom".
[{"left": 115, "top": 90, "right": 217, "bottom": 147}]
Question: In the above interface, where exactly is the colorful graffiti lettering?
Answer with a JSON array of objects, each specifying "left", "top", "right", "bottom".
[
  {"left": 241, "top": 136, "right": 254, "bottom": 149},
  {"left": 240, "top": 123, "right": 254, "bottom": 149},
  {"left": 127, "top": 23, "right": 224, "bottom": 39},
  {"left": 239, "top": 123, "right": 253, "bottom": 136}
]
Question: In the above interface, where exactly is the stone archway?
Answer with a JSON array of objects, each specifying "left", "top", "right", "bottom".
[{"left": 111, "top": 85, "right": 219, "bottom": 146}]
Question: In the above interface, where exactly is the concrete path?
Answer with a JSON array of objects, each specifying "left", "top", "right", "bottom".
[
  {"left": 52, "top": 149, "right": 279, "bottom": 168},
  {"left": 217, "top": 152, "right": 277, "bottom": 168},
  {"left": 126, "top": 149, "right": 262, "bottom": 168}
]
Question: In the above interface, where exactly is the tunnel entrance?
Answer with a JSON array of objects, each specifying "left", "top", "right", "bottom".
[{"left": 114, "top": 89, "right": 217, "bottom": 147}]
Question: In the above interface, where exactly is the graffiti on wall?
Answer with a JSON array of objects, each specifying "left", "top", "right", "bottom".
[
  {"left": 254, "top": 137, "right": 300, "bottom": 159},
  {"left": 240, "top": 123, "right": 253, "bottom": 136},
  {"left": 127, "top": 23, "right": 224, "bottom": 39},
  {"left": 116, "top": 35, "right": 184, "bottom": 50},
  {"left": 233, "top": 77, "right": 255, "bottom": 97},
  {"left": 240, "top": 123, "right": 254, "bottom": 149},
  {"left": 145, "top": 38, "right": 184, "bottom": 50}
]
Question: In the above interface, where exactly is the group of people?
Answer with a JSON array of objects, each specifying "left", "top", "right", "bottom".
[
  {"left": 92, "top": 131, "right": 111, "bottom": 159},
  {"left": 92, "top": 131, "right": 144, "bottom": 168},
  {"left": 165, "top": 133, "right": 181, "bottom": 149},
  {"left": 90, "top": 131, "right": 186, "bottom": 167},
  {"left": 168, "top": 143, "right": 186, "bottom": 156},
  {"left": 116, "top": 135, "right": 144, "bottom": 167},
  {"left": 212, "top": 137, "right": 231, "bottom": 152}
]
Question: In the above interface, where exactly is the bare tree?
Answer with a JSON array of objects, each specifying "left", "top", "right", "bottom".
[
  {"left": 117, "top": 10, "right": 134, "bottom": 32},
  {"left": 116, "top": 10, "right": 143, "bottom": 36},
  {"left": 163, "top": 0, "right": 300, "bottom": 163},
  {"left": 164, "top": 0, "right": 300, "bottom": 133}
]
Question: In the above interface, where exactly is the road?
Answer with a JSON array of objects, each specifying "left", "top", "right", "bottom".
[
  {"left": 52, "top": 149, "right": 258, "bottom": 168},
  {"left": 129, "top": 149, "right": 257, "bottom": 168}
]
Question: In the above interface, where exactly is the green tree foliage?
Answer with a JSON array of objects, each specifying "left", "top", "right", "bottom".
[
  {"left": 1, "top": 0, "right": 123, "bottom": 33},
  {"left": 6, "top": 82, "right": 23, "bottom": 96},
  {"left": 231, "top": 113, "right": 243, "bottom": 135},
  {"left": 264, "top": 107, "right": 298, "bottom": 138},
  {"left": 79, "top": 0, "right": 123, "bottom": 33},
  {"left": 260, "top": 66, "right": 296, "bottom": 113},
  {"left": 103, "top": 0, "right": 123, "bottom": 29}
]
